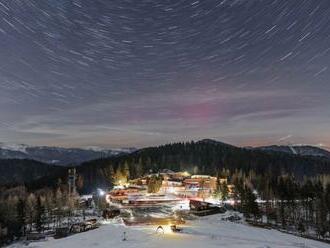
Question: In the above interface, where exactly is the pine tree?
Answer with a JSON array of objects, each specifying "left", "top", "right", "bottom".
[
  {"left": 277, "top": 177, "right": 287, "bottom": 227},
  {"left": 220, "top": 182, "right": 229, "bottom": 201},
  {"left": 76, "top": 174, "right": 84, "bottom": 190},
  {"left": 315, "top": 186, "right": 327, "bottom": 239},
  {"left": 35, "top": 196, "right": 45, "bottom": 233},
  {"left": 297, "top": 220, "right": 305, "bottom": 235},
  {"left": 135, "top": 162, "right": 144, "bottom": 178},
  {"left": 26, "top": 193, "right": 37, "bottom": 232},
  {"left": 124, "top": 161, "right": 130, "bottom": 181},
  {"left": 114, "top": 165, "right": 126, "bottom": 185},
  {"left": 16, "top": 198, "right": 26, "bottom": 237},
  {"left": 55, "top": 188, "right": 63, "bottom": 209},
  {"left": 147, "top": 175, "right": 162, "bottom": 193},
  {"left": 243, "top": 187, "right": 260, "bottom": 221}
]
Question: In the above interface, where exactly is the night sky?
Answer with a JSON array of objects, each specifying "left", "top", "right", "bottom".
[{"left": 0, "top": 0, "right": 330, "bottom": 148}]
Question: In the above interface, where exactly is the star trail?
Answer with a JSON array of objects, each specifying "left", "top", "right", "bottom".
[{"left": 0, "top": 0, "right": 329, "bottom": 148}]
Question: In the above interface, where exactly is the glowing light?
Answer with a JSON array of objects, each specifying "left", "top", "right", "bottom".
[
  {"left": 113, "top": 185, "right": 125, "bottom": 189},
  {"left": 156, "top": 225, "right": 174, "bottom": 235},
  {"left": 163, "top": 225, "right": 174, "bottom": 234},
  {"left": 182, "top": 171, "right": 190, "bottom": 177},
  {"left": 98, "top": 188, "right": 105, "bottom": 196},
  {"left": 105, "top": 194, "right": 111, "bottom": 204}
]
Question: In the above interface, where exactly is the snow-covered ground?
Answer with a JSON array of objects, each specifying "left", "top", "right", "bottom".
[{"left": 8, "top": 214, "right": 328, "bottom": 248}]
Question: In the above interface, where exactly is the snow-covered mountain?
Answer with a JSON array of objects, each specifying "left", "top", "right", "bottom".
[
  {"left": 255, "top": 145, "right": 330, "bottom": 159},
  {"left": 0, "top": 143, "right": 136, "bottom": 166}
]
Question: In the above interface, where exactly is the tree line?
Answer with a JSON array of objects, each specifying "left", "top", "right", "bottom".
[
  {"left": 75, "top": 141, "right": 330, "bottom": 193},
  {"left": 231, "top": 171, "right": 330, "bottom": 240},
  {"left": 0, "top": 183, "right": 79, "bottom": 244}
]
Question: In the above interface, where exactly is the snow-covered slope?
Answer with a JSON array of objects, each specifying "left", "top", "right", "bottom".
[
  {"left": 0, "top": 143, "right": 29, "bottom": 153},
  {"left": 255, "top": 145, "right": 330, "bottom": 159},
  {"left": 9, "top": 214, "right": 329, "bottom": 248},
  {"left": 0, "top": 143, "right": 136, "bottom": 166}
]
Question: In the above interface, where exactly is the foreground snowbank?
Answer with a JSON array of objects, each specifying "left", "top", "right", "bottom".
[{"left": 8, "top": 214, "right": 329, "bottom": 248}]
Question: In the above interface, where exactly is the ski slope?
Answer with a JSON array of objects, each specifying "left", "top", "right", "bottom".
[{"left": 9, "top": 215, "right": 328, "bottom": 248}]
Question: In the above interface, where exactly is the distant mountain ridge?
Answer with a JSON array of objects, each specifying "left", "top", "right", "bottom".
[
  {"left": 255, "top": 145, "right": 330, "bottom": 159},
  {"left": 0, "top": 143, "right": 136, "bottom": 165},
  {"left": 2, "top": 140, "right": 330, "bottom": 189},
  {"left": 1, "top": 141, "right": 329, "bottom": 167}
]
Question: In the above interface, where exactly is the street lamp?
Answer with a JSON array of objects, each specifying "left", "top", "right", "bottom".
[{"left": 98, "top": 188, "right": 105, "bottom": 196}]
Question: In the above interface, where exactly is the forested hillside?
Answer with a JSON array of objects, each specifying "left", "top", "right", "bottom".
[
  {"left": 76, "top": 140, "right": 330, "bottom": 192},
  {"left": 2, "top": 140, "right": 330, "bottom": 192},
  {"left": 2, "top": 141, "right": 330, "bottom": 242},
  {"left": 0, "top": 159, "right": 64, "bottom": 185}
]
